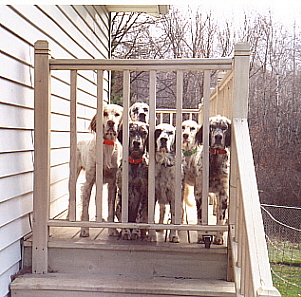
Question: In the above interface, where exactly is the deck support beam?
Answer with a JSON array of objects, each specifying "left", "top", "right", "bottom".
[{"left": 32, "top": 40, "right": 51, "bottom": 274}]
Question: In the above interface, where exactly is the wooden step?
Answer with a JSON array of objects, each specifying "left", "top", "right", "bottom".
[
  {"left": 23, "top": 234, "right": 228, "bottom": 280},
  {"left": 11, "top": 273, "right": 236, "bottom": 297}
]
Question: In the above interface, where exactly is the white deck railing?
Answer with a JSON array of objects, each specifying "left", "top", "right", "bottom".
[{"left": 32, "top": 40, "right": 280, "bottom": 297}]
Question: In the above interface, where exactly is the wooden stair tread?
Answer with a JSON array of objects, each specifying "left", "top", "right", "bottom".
[{"left": 11, "top": 273, "right": 235, "bottom": 296}]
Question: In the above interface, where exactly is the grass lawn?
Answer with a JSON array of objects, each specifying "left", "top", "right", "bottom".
[{"left": 268, "top": 240, "right": 301, "bottom": 296}]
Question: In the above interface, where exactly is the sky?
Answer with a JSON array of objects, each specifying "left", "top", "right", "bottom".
[
  {"left": 2, "top": 0, "right": 301, "bottom": 27},
  {"left": 183, "top": 0, "right": 301, "bottom": 27}
]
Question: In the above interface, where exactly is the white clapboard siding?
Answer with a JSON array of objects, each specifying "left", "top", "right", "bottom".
[
  {"left": 51, "top": 148, "right": 70, "bottom": 167},
  {"left": 39, "top": 5, "right": 108, "bottom": 58},
  {"left": 0, "top": 130, "right": 34, "bottom": 153},
  {"left": 51, "top": 132, "right": 70, "bottom": 149},
  {"left": 0, "top": 53, "right": 33, "bottom": 87},
  {"left": 51, "top": 77, "right": 72, "bottom": 101},
  {"left": 0, "top": 243, "right": 21, "bottom": 297},
  {"left": 0, "top": 242, "right": 21, "bottom": 276},
  {"left": 0, "top": 216, "right": 32, "bottom": 252},
  {"left": 0, "top": 263, "right": 19, "bottom": 297},
  {"left": 0, "top": 79, "right": 34, "bottom": 109},
  {"left": 50, "top": 179, "right": 69, "bottom": 204},
  {"left": 51, "top": 163, "right": 70, "bottom": 183},
  {"left": 0, "top": 103, "right": 34, "bottom": 130},
  {"left": 0, "top": 28, "right": 32, "bottom": 65},
  {"left": 0, "top": 152, "right": 33, "bottom": 178},
  {"left": 0, "top": 4, "right": 110, "bottom": 296},
  {"left": 0, "top": 173, "right": 33, "bottom": 203},
  {"left": 0, "top": 193, "right": 33, "bottom": 227},
  {"left": 13, "top": 6, "right": 94, "bottom": 59}
]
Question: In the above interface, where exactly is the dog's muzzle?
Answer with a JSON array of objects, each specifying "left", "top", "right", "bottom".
[
  {"left": 183, "top": 133, "right": 190, "bottom": 143},
  {"left": 132, "top": 140, "right": 141, "bottom": 151},
  {"left": 138, "top": 113, "right": 147, "bottom": 123}
]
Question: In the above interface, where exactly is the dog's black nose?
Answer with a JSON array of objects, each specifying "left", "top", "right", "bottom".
[
  {"left": 183, "top": 133, "right": 189, "bottom": 140},
  {"left": 138, "top": 113, "right": 146, "bottom": 123},
  {"left": 215, "top": 135, "right": 222, "bottom": 143},
  {"left": 160, "top": 137, "right": 167, "bottom": 147},
  {"left": 133, "top": 141, "right": 140, "bottom": 148},
  {"left": 107, "top": 120, "right": 115, "bottom": 128}
]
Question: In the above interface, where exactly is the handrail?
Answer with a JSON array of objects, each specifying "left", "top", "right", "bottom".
[
  {"left": 49, "top": 57, "right": 233, "bottom": 71},
  {"left": 229, "top": 119, "right": 280, "bottom": 297}
]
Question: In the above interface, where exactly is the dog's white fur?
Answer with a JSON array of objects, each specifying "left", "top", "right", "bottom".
[
  {"left": 154, "top": 123, "right": 183, "bottom": 243},
  {"left": 129, "top": 102, "right": 149, "bottom": 123},
  {"left": 181, "top": 120, "right": 204, "bottom": 242},
  {"left": 182, "top": 117, "right": 230, "bottom": 245},
  {"left": 72, "top": 104, "right": 123, "bottom": 237}
]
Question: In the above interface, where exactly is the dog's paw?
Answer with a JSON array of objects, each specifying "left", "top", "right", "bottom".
[
  {"left": 80, "top": 227, "right": 89, "bottom": 237},
  {"left": 108, "top": 228, "right": 119, "bottom": 237},
  {"left": 147, "top": 230, "right": 157, "bottom": 242},
  {"left": 213, "top": 236, "right": 224, "bottom": 245},
  {"left": 121, "top": 229, "right": 131, "bottom": 240},
  {"left": 197, "top": 233, "right": 204, "bottom": 244},
  {"left": 169, "top": 230, "right": 180, "bottom": 243},
  {"left": 131, "top": 229, "right": 141, "bottom": 240}
]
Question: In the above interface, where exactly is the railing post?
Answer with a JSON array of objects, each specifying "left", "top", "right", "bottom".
[
  {"left": 232, "top": 42, "right": 250, "bottom": 119},
  {"left": 32, "top": 40, "right": 51, "bottom": 273},
  {"left": 68, "top": 70, "right": 78, "bottom": 221},
  {"left": 202, "top": 70, "right": 210, "bottom": 225}
]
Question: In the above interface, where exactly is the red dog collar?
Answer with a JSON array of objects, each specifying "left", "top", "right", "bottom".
[
  {"left": 103, "top": 139, "right": 115, "bottom": 146},
  {"left": 129, "top": 157, "right": 143, "bottom": 164},
  {"left": 209, "top": 148, "right": 227, "bottom": 155}
]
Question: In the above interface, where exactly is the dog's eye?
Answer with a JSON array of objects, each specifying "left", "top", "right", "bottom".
[
  {"left": 133, "top": 108, "right": 138, "bottom": 114},
  {"left": 190, "top": 127, "right": 196, "bottom": 131},
  {"left": 115, "top": 113, "right": 120, "bottom": 117},
  {"left": 182, "top": 126, "right": 185, "bottom": 130},
  {"left": 104, "top": 111, "right": 108, "bottom": 117},
  {"left": 143, "top": 108, "right": 148, "bottom": 112}
]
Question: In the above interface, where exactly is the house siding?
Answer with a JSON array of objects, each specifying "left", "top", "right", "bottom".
[{"left": 0, "top": 5, "right": 110, "bottom": 296}]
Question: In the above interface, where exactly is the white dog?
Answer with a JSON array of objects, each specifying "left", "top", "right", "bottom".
[{"left": 71, "top": 104, "right": 123, "bottom": 237}]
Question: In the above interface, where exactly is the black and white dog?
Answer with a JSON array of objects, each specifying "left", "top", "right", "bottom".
[
  {"left": 208, "top": 115, "right": 231, "bottom": 245},
  {"left": 154, "top": 123, "right": 184, "bottom": 243},
  {"left": 129, "top": 102, "right": 149, "bottom": 124},
  {"left": 116, "top": 121, "right": 149, "bottom": 240}
]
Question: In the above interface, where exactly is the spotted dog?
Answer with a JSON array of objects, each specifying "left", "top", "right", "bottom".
[
  {"left": 154, "top": 123, "right": 184, "bottom": 243},
  {"left": 116, "top": 121, "right": 149, "bottom": 240},
  {"left": 208, "top": 115, "right": 231, "bottom": 245},
  {"left": 89, "top": 102, "right": 149, "bottom": 133},
  {"left": 181, "top": 120, "right": 204, "bottom": 242},
  {"left": 129, "top": 102, "right": 149, "bottom": 124}
]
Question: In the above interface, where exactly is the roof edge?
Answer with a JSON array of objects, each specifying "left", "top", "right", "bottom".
[{"left": 105, "top": 5, "right": 171, "bottom": 17}]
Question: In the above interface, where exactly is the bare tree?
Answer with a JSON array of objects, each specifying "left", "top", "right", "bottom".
[{"left": 110, "top": 7, "right": 301, "bottom": 206}]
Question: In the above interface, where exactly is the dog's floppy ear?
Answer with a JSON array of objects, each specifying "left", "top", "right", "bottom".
[
  {"left": 154, "top": 128, "right": 162, "bottom": 150},
  {"left": 117, "top": 127, "right": 123, "bottom": 144},
  {"left": 171, "top": 131, "right": 176, "bottom": 152},
  {"left": 89, "top": 114, "right": 97, "bottom": 133},
  {"left": 196, "top": 125, "right": 203, "bottom": 145},
  {"left": 145, "top": 124, "right": 149, "bottom": 153},
  {"left": 225, "top": 121, "right": 231, "bottom": 147}
]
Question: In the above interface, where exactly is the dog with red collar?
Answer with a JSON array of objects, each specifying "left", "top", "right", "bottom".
[
  {"left": 70, "top": 104, "right": 123, "bottom": 237},
  {"left": 116, "top": 121, "right": 149, "bottom": 240},
  {"left": 208, "top": 115, "right": 231, "bottom": 245}
]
